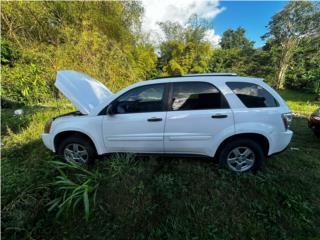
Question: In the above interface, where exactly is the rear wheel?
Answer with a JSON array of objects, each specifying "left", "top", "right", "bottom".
[
  {"left": 218, "top": 139, "right": 265, "bottom": 173},
  {"left": 57, "top": 136, "right": 96, "bottom": 164}
]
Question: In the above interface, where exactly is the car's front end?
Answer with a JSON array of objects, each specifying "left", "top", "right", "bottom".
[
  {"left": 42, "top": 111, "right": 85, "bottom": 152},
  {"left": 41, "top": 70, "right": 114, "bottom": 155}
]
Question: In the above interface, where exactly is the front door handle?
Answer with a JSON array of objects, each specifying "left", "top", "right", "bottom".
[
  {"left": 147, "top": 117, "right": 163, "bottom": 122},
  {"left": 211, "top": 114, "right": 228, "bottom": 119}
]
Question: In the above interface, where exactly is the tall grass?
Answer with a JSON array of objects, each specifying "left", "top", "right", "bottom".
[{"left": 47, "top": 161, "right": 102, "bottom": 221}]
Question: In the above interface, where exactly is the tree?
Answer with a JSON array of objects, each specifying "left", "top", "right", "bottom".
[
  {"left": 220, "top": 27, "right": 254, "bottom": 49},
  {"left": 159, "top": 15, "right": 208, "bottom": 44},
  {"left": 286, "top": 35, "right": 320, "bottom": 93},
  {"left": 263, "top": 1, "right": 320, "bottom": 89},
  {"left": 209, "top": 27, "right": 258, "bottom": 77},
  {"left": 159, "top": 22, "right": 185, "bottom": 42},
  {"left": 157, "top": 16, "right": 214, "bottom": 76},
  {"left": 158, "top": 18, "right": 213, "bottom": 76}
]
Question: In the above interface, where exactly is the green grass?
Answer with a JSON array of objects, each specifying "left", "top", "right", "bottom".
[
  {"left": 2, "top": 89, "right": 320, "bottom": 240},
  {"left": 278, "top": 89, "right": 319, "bottom": 116}
]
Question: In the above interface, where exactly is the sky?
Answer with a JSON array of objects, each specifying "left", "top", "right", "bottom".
[
  {"left": 214, "top": 1, "right": 288, "bottom": 47},
  {"left": 140, "top": 0, "right": 288, "bottom": 48}
]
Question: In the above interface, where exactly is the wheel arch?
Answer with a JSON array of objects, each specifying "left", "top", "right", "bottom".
[
  {"left": 215, "top": 133, "right": 270, "bottom": 157},
  {"left": 54, "top": 131, "right": 98, "bottom": 154}
]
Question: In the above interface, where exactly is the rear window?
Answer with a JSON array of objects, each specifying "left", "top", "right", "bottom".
[{"left": 226, "top": 82, "right": 279, "bottom": 108}]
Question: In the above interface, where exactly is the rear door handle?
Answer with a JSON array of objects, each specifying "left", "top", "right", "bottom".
[
  {"left": 147, "top": 117, "right": 162, "bottom": 122},
  {"left": 211, "top": 114, "right": 228, "bottom": 119}
]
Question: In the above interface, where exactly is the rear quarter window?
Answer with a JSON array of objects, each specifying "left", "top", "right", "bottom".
[{"left": 226, "top": 82, "right": 279, "bottom": 108}]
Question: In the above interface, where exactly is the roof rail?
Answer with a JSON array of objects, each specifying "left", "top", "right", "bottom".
[
  {"left": 184, "top": 73, "right": 237, "bottom": 77},
  {"left": 152, "top": 73, "right": 237, "bottom": 80},
  {"left": 152, "top": 75, "right": 182, "bottom": 79}
]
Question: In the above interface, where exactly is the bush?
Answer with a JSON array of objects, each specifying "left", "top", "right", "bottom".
[
  {"left": 1, "top": 38, "right": 20, "bottom": 66},
  {"left": 2, "top": 63, "right": 54, "bottom": 104}
]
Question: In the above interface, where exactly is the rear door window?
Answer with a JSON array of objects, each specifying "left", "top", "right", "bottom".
[
  {"left": 170, "top": 82, "right": 229, "bottom": 111},
  {"left": 226, "top": 82, "right": 279, "bottom": 108}
]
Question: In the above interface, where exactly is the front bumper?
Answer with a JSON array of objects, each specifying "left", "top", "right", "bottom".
[{"left": 41, "top": 133, "right": 55, "bottom": 152}]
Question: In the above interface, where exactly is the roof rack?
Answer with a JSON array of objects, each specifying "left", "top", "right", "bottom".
[
  {"left": 152, "top": 73, "right": 237, "bottom": 80},
  {"left": 184, "top": 73, "right": 237, "bottom": 77},
  {"left": 153, "top": 75, "right": 182, "bottom": 79}
]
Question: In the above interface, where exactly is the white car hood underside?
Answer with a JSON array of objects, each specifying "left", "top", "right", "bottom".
[{"left": 55, "top": 70, "right": 112, "bottom": 114}]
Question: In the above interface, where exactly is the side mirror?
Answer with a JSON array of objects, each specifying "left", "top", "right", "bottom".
[{"left": 106, "top": 104, "right": 115, "bottom": 115}]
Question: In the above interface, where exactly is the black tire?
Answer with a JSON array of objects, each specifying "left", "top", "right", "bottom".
[
  {"left": 218, "top": 138, "right": 265, "bottom": 173},
  {"left": 57, "top": 136, "right": 96, "bottom": 165}
]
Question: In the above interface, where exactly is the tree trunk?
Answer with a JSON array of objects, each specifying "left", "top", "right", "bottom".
[
  {"left": 276, "top": 37, "right": 298, "bottom": 89},
  {"left": 277, "top": 61, "right": 289, "bottom": 90}
]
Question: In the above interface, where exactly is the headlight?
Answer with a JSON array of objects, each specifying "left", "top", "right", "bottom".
[{"left": 44, "top": 119, "right": 53, "bottom": 133}]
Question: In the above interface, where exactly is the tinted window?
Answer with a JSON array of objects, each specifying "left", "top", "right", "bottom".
[
  {"left": 171, "top": 82, "right": 227, "bottom": 111},
  {"left": 115, "top": 84, "right": 165, "bottom": 114},
  {"left": 226, "top": 82, "right": 278, "bottom": 108}
]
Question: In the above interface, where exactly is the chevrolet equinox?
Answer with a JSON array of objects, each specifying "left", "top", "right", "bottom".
[{"left": 42, "top": 71, "right": 293, "bottom": 172}]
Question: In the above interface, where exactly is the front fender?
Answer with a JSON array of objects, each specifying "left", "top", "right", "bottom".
[{"left": 51, "top": 116, "right": 106, "bottom": 155}]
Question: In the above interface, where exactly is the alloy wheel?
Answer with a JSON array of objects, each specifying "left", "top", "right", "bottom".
[
  {"left": 63, "top": 143, "right": 89, "bottom": 164},
  {"left": 226, "top": 146, "right": 255, "bottom": 172}
]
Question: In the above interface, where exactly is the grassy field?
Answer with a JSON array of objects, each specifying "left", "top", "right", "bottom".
[
  {"left": 278, "top": 89, "right": 319, "bottom": 116},
  {"left": 1, "top": 90, "right": 320, "bottom": 240}
]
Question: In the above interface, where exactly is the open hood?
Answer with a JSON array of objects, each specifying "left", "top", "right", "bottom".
[{"left": 55, "top": 70, "right": 112, "bottom": 114}]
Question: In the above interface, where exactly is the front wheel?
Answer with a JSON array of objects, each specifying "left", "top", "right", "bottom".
[
  {"left": 218, "top": 139, "right": 265, "bottom": 173},
  {"left": 57, "top": 136, "right": 96, "bottom": 164}
]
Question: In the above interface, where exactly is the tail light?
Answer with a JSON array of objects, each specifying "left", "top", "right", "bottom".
[{"left": 282, "top": 113, "right": 293, "bottom": 130}]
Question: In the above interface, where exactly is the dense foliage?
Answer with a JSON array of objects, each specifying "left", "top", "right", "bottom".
[
  {"left": 1, "top": 1, "right": 157, "bottom": 104},
  {"left": 1, "top": 1, "right": 320, "bottom": 105}
]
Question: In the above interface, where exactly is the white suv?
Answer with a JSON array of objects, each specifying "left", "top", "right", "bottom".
[{"left": 42, "top": 70, "right": 293, "bottom": 172}]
